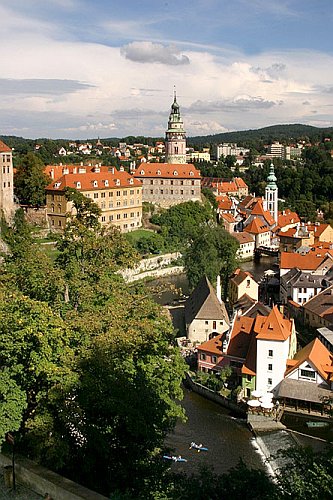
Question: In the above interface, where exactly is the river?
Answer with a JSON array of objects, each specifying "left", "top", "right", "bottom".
[{"left": 164, "top": 389, "right": 265, "bottom": 475}]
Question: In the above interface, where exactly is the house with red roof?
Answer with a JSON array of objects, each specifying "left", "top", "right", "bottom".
[
  {"left": 280, "top": 251, "right": 333, "bottom": 277},
  {"left": 197, "top": 305, "right": 297, "bottom": 397},
  {"left": 244, "top": 217, "right": 271, "bottom": 248},
  {"left": 133, "top": 163, "right": 201, "bottom": 208},
  {"left": 232, "top": 232, "right": 255, "bottom": 260},
  {"left": 45, "top": 167, "right": 142, "bottom": 232},
  {"left": 229, "top": 268, "right": 258, "bottom": 305},
  {"left": 277, "top": 338, "right": 333, "bottom": 413}
]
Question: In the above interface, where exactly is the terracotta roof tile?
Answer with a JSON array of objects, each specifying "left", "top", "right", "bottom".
[
  {"left": 254, "top": 305, "right": 293, "bottom": 341},
  {"left": 0, "top": 140, "right": 11, "bottom": 153},
  {"left": 232, "top": 232, "right": 254, "bottom": 244},
  {"left": 285, "top": 338, "right": 333, "bottom": 382},
  {"left": 244, "top": 217, "right": 270, "bottom": 234},
  {"left": 280, "top": 252, "right": 326, "bottom": 270},
  {"left": 46, "top": 170, "right": 141, "bottom": 191},
  {"left": 134, "top": 163, "right": 200, "bottom": 179}
]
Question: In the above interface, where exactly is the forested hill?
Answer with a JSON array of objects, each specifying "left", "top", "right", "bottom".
[
  {"left": 1, "top": 124, "right": 333, "bottom": 151},
  {"left": 188, "top": 124, "right": 333, "bottom": 147}
]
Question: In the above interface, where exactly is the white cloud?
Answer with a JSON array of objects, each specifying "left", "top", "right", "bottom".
[
  {"left": 0, "top": 8, "right": 332, "bottom": 138},
  {"left": 120, "top": 41, "right": 190, "bottom": 65}
]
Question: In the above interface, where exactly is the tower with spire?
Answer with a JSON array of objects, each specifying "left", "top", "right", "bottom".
[
  {"left": 165, "top": 88, "right": 187, "bottom": 164},
  {"left": 265, "top": 163, "right": 278, "bottom": 224}
]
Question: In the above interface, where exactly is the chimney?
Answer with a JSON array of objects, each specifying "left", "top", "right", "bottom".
[
  {"left": 216, "top": 276, "right": 222, "bottom": 303},
  {"left": 50, "top": 169, "right": 54, "bottom": 179}
]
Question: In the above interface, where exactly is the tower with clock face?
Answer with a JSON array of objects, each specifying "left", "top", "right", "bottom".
[{"left": 165, "top": 89, "right": 187, "bottom": 164}]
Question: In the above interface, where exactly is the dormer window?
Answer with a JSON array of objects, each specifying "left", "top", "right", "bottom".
[
  {"left": 76, "top": 181, "right": 81, "bottom": 189},
  {"left": 54, "top": 182, "right": 61, "bottom": 188},
  {"left": 93, "top": 180, "right": 98, "bottom": 187},
  {"left": 104, "top": 180, "right": 109, "bottom": 187},
  {"left": 173, "top": 170, "right": 178, "bottom": 176},
  {"left": 116, "top": 179, "right": 120, "bottom": 186},
  {"left": 129, "top": 178, "right": 134, "bottom": 184},
  {"left": 140, "top": 170, "right": 145, "bottom": 175},
  {"left": 189, "top": 171, "right": 194, "bottom": 176},
  {"left": 157, "top": 170, "right": 161, "bottom": 175}
]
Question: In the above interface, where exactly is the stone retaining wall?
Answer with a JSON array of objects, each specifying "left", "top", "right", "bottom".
[
  {"left": 185, "top": 372, "right": 246, "bottom": 416},
  {"left": 0, "top": 454, "right": 107, "bottom": 500},
  {"left": 121, "top": 252, "right": 182, "bottom": 281}
]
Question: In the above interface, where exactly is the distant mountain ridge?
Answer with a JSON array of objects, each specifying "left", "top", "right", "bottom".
[
  {"left": 188, "top": 124, "right": 333, "bottom": 146},
  {"left": 1, "top": 123, "right": 333, "bottom": 149}
]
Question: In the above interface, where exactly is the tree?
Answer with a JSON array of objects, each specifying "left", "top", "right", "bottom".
[
  {"left": 0, "top": 288, "right": 76, "bottom": 458},
  {"left": 274, "top": 446, "right": 333, "bottom": 499},
  {"left": 14, "top": 152, "right": 50, "bottom": 206},
  {"left": 0, "top": 369, "right": 27, "bottom": 444},
  {"left": 201, "top": 187, "right": 218, "bottom": 211},
  {"left": 151, "top": 201, "right": 215, "bottom": 249},
  {"left": 184, "top": 225, "right": 239, "bottom": 297}
]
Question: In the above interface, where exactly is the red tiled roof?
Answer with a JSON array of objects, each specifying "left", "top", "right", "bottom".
[
  {"left": 46, "top": 171, "right": 141, "bottom": 191},
  {"left": 134, "top": 163, "right": 200, "bottom": 179},
  {"left": 251, "top": 200, "right": 275, "bottom": 226},
  {"left": 0, "top": 140, "right": 11, "bottom": 153},
  {"left": 216, "top": 195, "right": 232, "bottom": 210},
  {"left": 279, "top": 227, "right": 297, "bottom": 237},
  {"left": 221, "top": 212, "right": 236, "bottom": 223},
  {"left": 278, "top": 209, "right": 300, "bottom": 228},
  {"left": 244, "top": 217, "right": 270, "bottom": 234},
  {"left": 232, "top": 232, "right": 254, "bottom": 244},
  {"left": 254, "top": 305, "right": 293, "bottom": 341},
  {"left": 197, "top": 334, "right": 225, "bottom": 356},
  {"left": 285, "top": 338, "right": 333, "bottom": 382},
  {"left": 234, "top": 177, "right": 248, "bottom": 189},
  {"left": 227, "top": 316, "right": 255, "bottom": 359},
  {"left": 280, "top": 252, "right": 326, "bottom": 270}
]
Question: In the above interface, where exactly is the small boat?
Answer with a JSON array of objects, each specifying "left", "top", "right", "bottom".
[
  {"left": 163, "top": 455, "right": 187, "bottom": 462},
  {"left": 189, "top": 442, "right": 208, "bottom": 452},
  {"left": 306, "top": 421, "right": 329, "bottom": 428}
]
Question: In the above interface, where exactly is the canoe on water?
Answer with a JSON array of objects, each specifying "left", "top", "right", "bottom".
[
  {"left": 189, "top": 442, "right": 208, "bottom": 452},
  {"left": 163, "top": 455, "right": 187, "bottom": 462}
]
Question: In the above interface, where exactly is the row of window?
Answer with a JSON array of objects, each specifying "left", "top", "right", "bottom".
[
  {"left": 148, "top": 179, "right": 197, "bottom": 186},
  {"left": 2, "top": 166, "right": 10, "bottom": 174},
  {"left": 87, "top": 189, "right": 140, "bottom": 198},
  {"left": 3, "top": 181, "right": 11, "bottom": 188},
  {"left": 98, "top": 199, "right": 140, "bottom": 208},
  {"left": 149, "top": 189, "right": 197, "bottom": 196}
]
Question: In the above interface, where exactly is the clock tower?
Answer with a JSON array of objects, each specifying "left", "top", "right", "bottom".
[{"left": 165, "top": 89, "right": 187, "bottom": 164}]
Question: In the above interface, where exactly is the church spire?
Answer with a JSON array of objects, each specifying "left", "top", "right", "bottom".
[
  {"left": 265, "top": 163, "right": 278, "bottom": 224},
  {"left": 165, "top": 88, "right": 186, "bottom": 164}
]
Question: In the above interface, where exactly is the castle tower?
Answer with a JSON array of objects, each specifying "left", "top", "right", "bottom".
[
  {"left": 165, "top": 88, "right": 187, "bottom": 164},
  {"left": 265, "top": 163, "right": 278, "bottom": 224},
  {"left": 0, "top": 140, "right": 15, "bottom": 222}
]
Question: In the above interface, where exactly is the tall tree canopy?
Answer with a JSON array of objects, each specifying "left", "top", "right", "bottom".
[
  {"left": 184, "top": 225, "right": 239, "bottom": 297},
  {"left": 14, "top": 152, "right": 50, "bottom": 206}
]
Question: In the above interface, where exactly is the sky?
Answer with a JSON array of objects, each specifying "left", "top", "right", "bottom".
[{"left": 1, "top": 0, "right": 333, "bottom": 139}]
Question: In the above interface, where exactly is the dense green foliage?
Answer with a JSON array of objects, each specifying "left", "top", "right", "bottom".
[
  {"left": 0, "top": 201, "right": 186, "bottom": 496},
  {"left": 243, "top": 144, "right": 333, "bottom": 219},
  {"left": 151, "top": 201, "right": 215, "bottom": 249},
  {"left": 14, "top": 152, "right": 50, "bottom": 206},
  {"left": 184, "top": 225, "right": 239, "bottom": 297},
  {"left": 188, "top": 124, "right": 333, "bottom": 148}
]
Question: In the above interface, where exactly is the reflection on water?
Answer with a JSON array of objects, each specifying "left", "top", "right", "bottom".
[{"left": 165, "top": 389, "right": 265, "bottom": 475}]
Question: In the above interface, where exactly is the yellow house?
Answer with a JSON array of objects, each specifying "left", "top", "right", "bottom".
[
  {"left": 229, "top": 268, "right": 259, "bottom": 306},
  {"left": 46, "top": 167, "right": 142, "bottom": 232}
]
